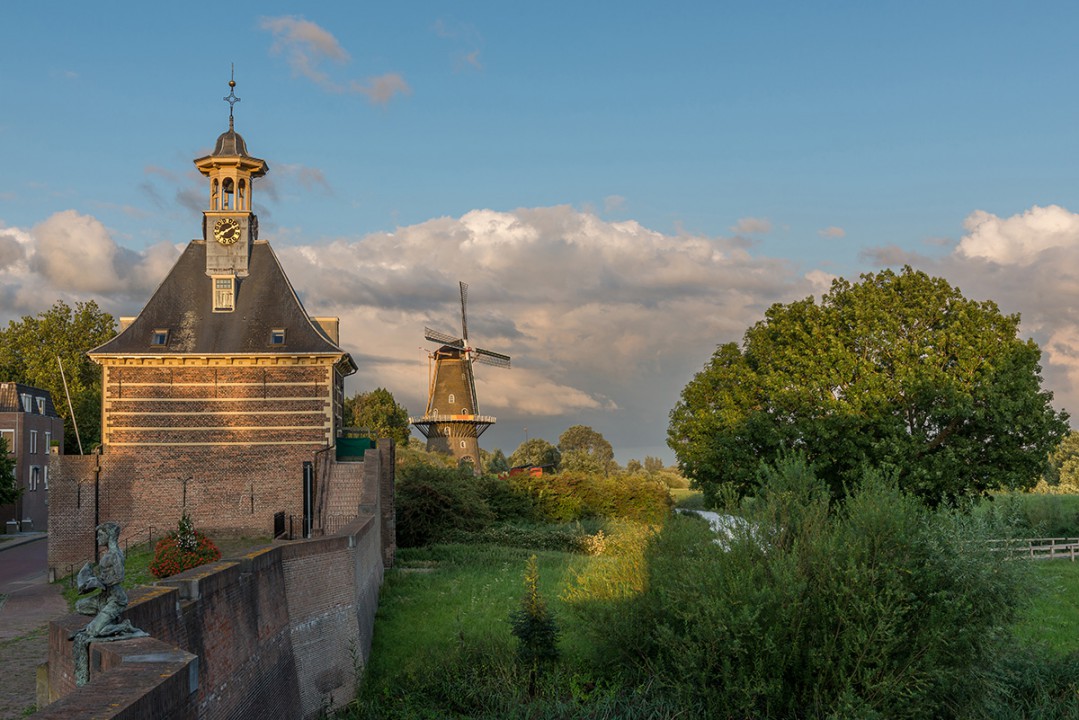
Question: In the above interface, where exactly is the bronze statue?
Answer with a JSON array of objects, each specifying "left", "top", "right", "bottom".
[{"left": 70, "top": 521, "right": 148, "bottom": 686}]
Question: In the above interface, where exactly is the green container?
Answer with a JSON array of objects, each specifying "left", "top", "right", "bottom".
[{"left": 336, "top": 437, "right": 375, "bottom": 460}]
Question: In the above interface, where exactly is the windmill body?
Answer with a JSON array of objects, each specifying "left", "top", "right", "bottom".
[{"left": 411, "top": 283, "right": 510, "bottom": 470}]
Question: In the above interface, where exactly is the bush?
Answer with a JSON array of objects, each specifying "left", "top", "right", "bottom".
[
  {"left": 509, "top": 555, "right": 560, "bottom": 696},
  {"left": 509, "top": 471, "right": 671, "bottom": 524},
  {"left": 585, "top": 455, "right": 1029, "bottom": 718},
  {"left": 476, "top": 475, "right": 536, "bottom": 522},
  {"left": 149, "top": 513, "right": 221, "bottom": 579},
  {"left": 441, "top": 521, "right": 603, "bottom": 553},
  {"left": 396, "top": 463, "right": 497, "bottom": 547},
  {"left": 981, "top": 493, "right": 1079, "bottom": 538}
]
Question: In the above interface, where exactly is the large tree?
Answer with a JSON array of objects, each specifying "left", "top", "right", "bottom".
[
  {"left": 668, "top": 267, "right": 1069, "bottom": 505},
  {"left": 558, "top": 424, "right": 616, "bottom": 475},
  {"left": 0, "top": 300, "right": 116, "bottom": 454},
  {"left": 344, "top": 387, "right": 412, "bottom": 446},
  {"left": 509, "top": 438, "right": 561, "bottom": 470}
]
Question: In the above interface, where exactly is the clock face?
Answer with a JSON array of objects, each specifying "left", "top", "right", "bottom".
[{"left": 213, "top": 217, "right": 242, "bottom": 245}]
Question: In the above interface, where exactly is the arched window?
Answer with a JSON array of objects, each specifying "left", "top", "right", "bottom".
[
  {"left": 460, "top": 440, "right": 466, "bottom": 449},
  {"left": 448, "top": 393, "right": 455, "bottom": 404},
  {"left": 211, "top": 179, "right": 219, "bottom": 210},
  {"left": 238, "top": 179, "right": 247, "bottom": 210},
  {"left": 222, "top": 178, "right": 234, "bottom": 209}
]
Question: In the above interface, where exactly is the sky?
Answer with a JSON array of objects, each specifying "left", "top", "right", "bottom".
[{"left": 3, "top": 2, "right": 1079, "bottom": 464}]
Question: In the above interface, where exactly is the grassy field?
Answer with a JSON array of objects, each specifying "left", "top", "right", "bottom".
[
  {"left": 1015, "top": 560, "right": 1079, "bottom": 655},
  {"left": 363, "top": 543, "right": 594, "bottom": 685}
]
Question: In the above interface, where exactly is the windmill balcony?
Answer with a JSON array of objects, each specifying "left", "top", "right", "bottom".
[{"left": 409, "top": 414, "right": 496, "bottom": 424}]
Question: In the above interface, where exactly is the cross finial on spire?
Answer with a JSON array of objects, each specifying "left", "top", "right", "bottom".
[{"left": 223, "top": 63, "right": 240, "bottom": 130}]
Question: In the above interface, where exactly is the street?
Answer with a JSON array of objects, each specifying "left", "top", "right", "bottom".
[{"left": 0, "top": 537, "right": 48, "bottom": 595}]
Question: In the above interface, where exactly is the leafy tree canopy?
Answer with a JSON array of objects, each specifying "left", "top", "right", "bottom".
[
  {"left": 486, "top": 448, "right": 510, "bottom": 474},
  {"left": 558, "top": 425, "right": 616, "bottom": 475},
  {"left": 345, "top": 387, "right": 411, "bottom": 446},
  {"left": 0, "top": 436, "right": 18, "bottom": 505},
  {"left": 509, "top": 438, "right": 561, "bottom": 470},
  {"left": 0, "top": 300, "right": 116, "bottom": 454},
  {"left": 1044, "top": 430, "right": 1079, "bottom": 490},
  {"left": 668, "top": 267, "right": 1069, "bottom": 505}
]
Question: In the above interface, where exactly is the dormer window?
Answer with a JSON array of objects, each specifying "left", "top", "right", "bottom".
[
  {"left": 36, "top": 397, "right": 45, "bottom": 414},
  {"left": 270, "top": 329, "right": 286, "bottom": 346},
  {"left": 20, "top": 393, "right": 31, "bottom": 412},
  {"left": 213, "top": 276, "right": 235, "bottom": 312},
  {"left": 151, "top": 329, "right": 169, "bottom": 346}
]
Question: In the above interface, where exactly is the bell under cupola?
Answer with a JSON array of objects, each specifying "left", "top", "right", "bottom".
[{"left": 193, "top": 72, "right": 268, "bottom": 291}]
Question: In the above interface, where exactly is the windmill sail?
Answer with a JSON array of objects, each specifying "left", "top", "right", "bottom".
[
  {"left": 424, "top": 327, "right": 464, "bottom": 347},
  {"left": 474, "top": 348, "right": 511, "bottom": 368}
]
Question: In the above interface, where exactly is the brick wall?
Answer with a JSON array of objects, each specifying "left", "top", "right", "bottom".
[
  {"left": 41, "top": 512, "right": 385, "bottom": 719},
  {"left": 102, "top": 364, "right": 334, "bottom": 448},
  {"left": 48, "top": 444, "right": 323, "bottom": 571}
]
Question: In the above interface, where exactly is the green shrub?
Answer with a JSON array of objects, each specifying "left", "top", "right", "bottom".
[
  {"left": 585, "top": 455, "right": 1028, "bottom": 718},
  {"left": 149, "top": 513, "right": 221, "bottom": 579},
  {"left": 985, "top": 493, "right": 1079, "bottom": 537},
  {"left": 985, "top": 644, "right": 1079, "bottom": 719},
  {"left": 441, "top": 521, "right": 602, "bottom": 553},
  {"left": 395, "top": 463, "right": 496, "bottom": 547},
  {"left": 510, "top": 555, "right": 560, "bottom": 696},
  {"left": 510, "top": 471, "right": 670, "bottom": 524},
  {"left": 476, "top": 475, "right": 536, "bottom": 522}
]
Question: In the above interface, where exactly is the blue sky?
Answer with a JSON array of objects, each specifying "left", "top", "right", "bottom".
[{"left": 4, "top": 3, "right": 1079, "bottom": 463}]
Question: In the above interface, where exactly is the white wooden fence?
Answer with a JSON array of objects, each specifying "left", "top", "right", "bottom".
[{"left": 989, "top": 537, "right": 1079, "bottom": 560}]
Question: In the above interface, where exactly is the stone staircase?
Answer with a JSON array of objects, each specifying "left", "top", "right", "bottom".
[{"left": 320, "top": 459, "right": 367, "bottom": 535}]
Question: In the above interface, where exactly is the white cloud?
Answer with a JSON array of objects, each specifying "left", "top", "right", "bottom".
[
  {"left": 603, "top": 195, "right": 626, "bottom": 214},
  {"left": 273, "top": 206, "right": 807, "bottom": 441},
  {"left": 896, "top": 203, "right": 1079, "bottom": 420},
  {"left": 260, "top": 15, "right": 349, "bottom": 90},
  {"left": 730, "top": 217, "right": 772, "bottom": 235},
  {"left": 957, "top": 204, "right": 1079, "bottom": 266},
  {"left": 818, "top": 225, "right": 846, "bottom": 238},
  {"left": 0, "top": 211, "right": 180, "bottom": 322},
  {"left": 260, "top": 15, "right": 410, "bottom": 104},
  {"left": 350, "top": 73, "right": 412, "bottom": 106}
]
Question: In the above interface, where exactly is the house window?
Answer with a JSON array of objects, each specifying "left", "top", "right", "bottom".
[
  {"left": 29, "top": 466, "right": 40, "bottom": 491},
  {"left": 20, "top": 393, "right": 32, "bottom": 412},
  {"left": 0, "top": 429, "right": 13, "bottom": 453},
  {"left": 270, "top": 329, "right": 286, "bottom": 345},
  {"left": 29, "top": 430, "right": 37, "bottom": 455},
  {"left": 151, "top": 329, "right": 169, "bottom": 346},
  {"left": 213, "top": 277, "right": 235, "bottom": 312},
  {"left": 448, "top": 393, "right": 455, "bottom": 404},
  {"left": 36, "top": 397, "right": 45, "bottom": 414},
  {"left": 44, "top": 432, "right": 51, "bottom": 453},
  {"left": 43, "top": 465, "right": 49, "bottom": 490}
]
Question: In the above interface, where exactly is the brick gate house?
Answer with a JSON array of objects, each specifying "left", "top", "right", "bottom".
[{"left": 47, "top": 98, "right": 391, "bottom": 573}]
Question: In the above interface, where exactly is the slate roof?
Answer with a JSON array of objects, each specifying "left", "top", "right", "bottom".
[
  {"left": 0, "top": 383, "right": 60, "bottom": 416},
  {"left": 90, "top": 240, "right": 356, "bottom": 370}
]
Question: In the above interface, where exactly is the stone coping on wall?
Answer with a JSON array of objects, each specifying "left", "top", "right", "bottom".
[
  {"left": 40, "top": 512, "right": 381, "bottom": 718},
  {"left": 36, "top": 632, "right": 198, "bottom": 720}
]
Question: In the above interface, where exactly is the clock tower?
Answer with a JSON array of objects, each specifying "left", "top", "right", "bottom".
[{"left": 193, "top": 76, "right": 268, "bottom": 298}]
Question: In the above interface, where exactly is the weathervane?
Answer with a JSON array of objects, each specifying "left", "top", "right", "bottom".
[{"left": 223, "top": 63, "right": 240, "bottom": 129}]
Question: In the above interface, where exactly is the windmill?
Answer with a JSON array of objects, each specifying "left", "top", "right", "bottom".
[{"left": 411, "top": 282, "right": 511, "bottom": 469}]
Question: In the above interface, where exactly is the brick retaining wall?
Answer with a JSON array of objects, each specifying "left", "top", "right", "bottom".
[{"left": 40, "top": 514, "right": 384, "bottom": 719}]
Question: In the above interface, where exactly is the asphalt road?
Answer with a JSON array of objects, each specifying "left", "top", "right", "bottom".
[{"left": 0, "top": 538, "right": 48, "bottom": 595}]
